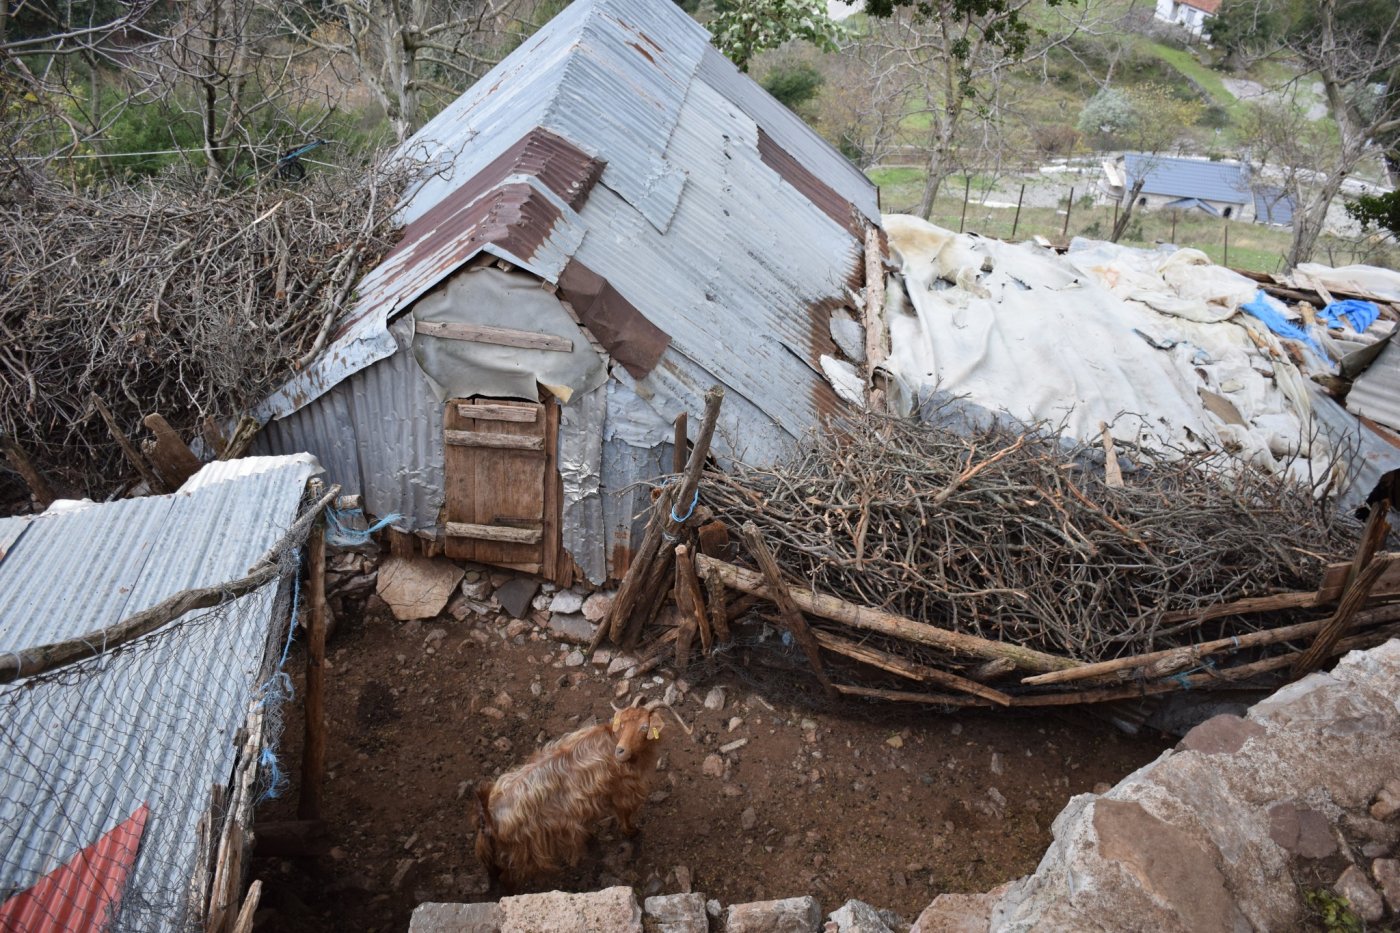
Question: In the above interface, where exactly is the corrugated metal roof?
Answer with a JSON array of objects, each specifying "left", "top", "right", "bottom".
[
  {"left": 1252, "top": 185, "right": 1295, "bottom": 226},
  {"left": 1124, "top": 154, "right": 1249, "bottom": 205},
  {"left": 1310, "top": 384, "right": 1400, "bottom": 515},
  {"left": 1348, "top": 336, "right": 1400, "bottom": 433},
  {"left": 256, "top": 0, "right": 877, "bottom": 442},
  {"left": 0, "top": 456, "right": 316, "bottom": 931},
  {"left": 0, "top": 516, "right": 30, "bottom": 561}
]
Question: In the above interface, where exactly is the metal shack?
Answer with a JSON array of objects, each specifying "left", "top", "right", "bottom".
[{"left": 252, "top": 0, "right": 880, "bottom": 585}]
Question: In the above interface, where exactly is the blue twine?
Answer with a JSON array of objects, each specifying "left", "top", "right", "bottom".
[
  {"left": 670, "top": 489, "right": 700, "bottom": 524},
  {"left": 252, "top": 544, "right": 303, "bottom": 803},
  {"left": 325, "top": 505, "right": 401, "bottom": 547}
]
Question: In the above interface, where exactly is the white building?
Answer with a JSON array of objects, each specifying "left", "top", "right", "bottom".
[{"left": 1153, "top": 0, "right": 1218, "bottom": 37}]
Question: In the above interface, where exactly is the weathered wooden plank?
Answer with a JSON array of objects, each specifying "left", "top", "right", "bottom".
[
  {"left": 445, "top": 522, "right": 543, "bottom": 545},
  {"left": 1318, "top": 552, "right": 1400, "bottom": 602},
  {"left": 416, "top": 319, "right": 572, "bottom": 352},
  {"left": 444, "top": 430, "right": 545, "bottom": 451},
  {"left": 455, "top": 403, "right": 538, "bottom": 423}
]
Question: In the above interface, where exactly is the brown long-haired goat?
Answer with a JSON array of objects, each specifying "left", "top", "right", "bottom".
[{"left": 474, "top": 704, "right": 667, "bottom": 890}]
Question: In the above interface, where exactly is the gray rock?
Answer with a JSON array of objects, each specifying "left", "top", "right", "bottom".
[
  {"left": 461, "top": 577, "right": 492, "bottom": 600},
  {"left": 703, "top": 687, "right": 726, "bottom": 711},
  {"left": 1371, "top": 778, "right": 1400, "bottom": 821},
  {"left": 495, "top": 578, "right": 540, "bottom": 619},
  {"left": 499, "top": 887, "right": 643, "bottom": 933},
  {"left": 827, "top": 899, "right": 896, "bottom": 933},
  {"left": 702, "top": 754, "right": 724, "bottom": 778},
  {"left": 584, "top": 591, "right": 615, "bottom": 622},
  {"left": 1334, "top": 865, "right": 1384, "bottom": 923},
  {"left": 1178, "top": 714, "right": 1266, "bottom": 756},
  {"left": 1373, "top": 858, "right": 1400, "bottom": 912},
  {"left": 564, "top": 649, "right": 586, "bottom": 667},
  {"left": 548, "top": 612, "right": 596, "bottom": 644},
  {"left": 725, "top": 896, "right": 821, "bottom": 933},
  {"left": 409, "top": 901, "right": 502, "bottom": 933},
  {"left": 1267, "top": 802, "right": 1337, "bottom": 858},
  {"left": 741, "top": 807, "right": 757, "bottom": 830},
  {"left": 643, "top": 892, "right": 707, "bottom": 933},
  {"left": 910, "top": 890, "right": 1003, "bottom": 933},
  {"left": 550, "top": 589, "right": 585, "bottom": 615}
]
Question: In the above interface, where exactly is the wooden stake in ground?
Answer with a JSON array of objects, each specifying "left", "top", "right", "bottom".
[
  {"left": 863, "top": 225, "right": 888, "bottom": 412},
  {"left": 1294, "top": 507, "right": 1392, "bottom": 676},
  {"left": 1100, "top": 422, "right": 1123, "bottom": 488},
  {"left": 704, "top": 568, "right": 731, "bottom": 644},
  {"left": 299, "top": 490, "right": 329, "bottom": 822},
  {"left": 593, "top": 387, "right": 724, "bottom": 655},
  {"left": 675, "top": 544, "right": 711, "bottom": 657},
  {"left": 0, "top": 433, "right": 55, "bottom": 507},
  {"left": 742, "top": 523, "right": 833, "bottom": 693}
]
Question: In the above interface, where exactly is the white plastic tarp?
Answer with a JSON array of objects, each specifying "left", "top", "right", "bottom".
[{"left": 872, "top": 215, "right": 1330, "bottom": 482}]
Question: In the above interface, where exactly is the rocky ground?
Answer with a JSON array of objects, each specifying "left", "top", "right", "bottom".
[{"left": 251, "top": 554, "right": 1169, "bottom": 932}]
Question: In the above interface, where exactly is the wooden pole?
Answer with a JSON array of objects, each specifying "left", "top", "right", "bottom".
[
  {"left": 958, "top": 175, "right": 971, "bottom": 233},
  {"left": 1112, "top": 199, "right": 1119, "bottom": 236},
  {"left": 742, "top": 523, "right": 833, "bottom": 693},
  {"left": 1171, "top": 210, "right": 1178, "bottom": 244},
  {"left": 694, "top": 553, "right": 1079, "bottom": 673},
  {"left": 1011, "top": 183, "right": 1025, "bottom": 239},
  {"left": 1223, "top": 220, "right": 1230, "bottom": 267},
  {"left": 1062, "top": 186, "right": 1075, "bottom": 238},
  {"left": 1, "top": 434, "right": 55, "bottom": 508},
  {"left": 299, "top": 486, "right": 328, "bottom": 822},
  {"left": 863, "top": 224, "right": 888, "bottom": 411},
  {"left": 672, "top": 412, "right": 688, "bottom": 475},
  {"left": 813, "top": 628, "right": 1011, "bottom": 706},
  {"left": 142, "top": 412, "right": 202, "bottom": 489},
  {"left": 674, "top": 544, "right": 711, "bottom": 657},
  {"left": 92, "top": 394, "right": 167, "bottom": 493},
  {"left": 594, "top": 388, "right": 724, "bottom": 652},
  {"left": 1294, "top": 505, "right": 1391, "bottom": 675}
]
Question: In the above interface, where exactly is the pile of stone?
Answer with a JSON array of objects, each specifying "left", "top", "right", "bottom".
[{"left": 410, "top": 888, "right": 908, "bottom": 933}]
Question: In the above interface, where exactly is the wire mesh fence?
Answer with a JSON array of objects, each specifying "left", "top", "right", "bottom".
[{"left": 0, "top": 508, "right": 309, "bottom": 932}]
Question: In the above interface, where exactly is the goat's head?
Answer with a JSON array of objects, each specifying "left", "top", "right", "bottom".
[{"left": 608, "top": 703, "right": 665, "bottom": 763}]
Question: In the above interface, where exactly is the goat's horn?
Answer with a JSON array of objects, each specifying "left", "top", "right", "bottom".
[
  {"left": 631, "top": 694, "right": 645, "bottom": 708},
  {"left": 650, "top": 700, "right": 694, "bottom": 736}
]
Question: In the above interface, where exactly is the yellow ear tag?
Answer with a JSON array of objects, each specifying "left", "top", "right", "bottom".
[
  {"left": 648, "top": 725, "right": 661, "bottom": 740},
  {"left": 611, "top": 713, "right": 622, "bottom": 730}
]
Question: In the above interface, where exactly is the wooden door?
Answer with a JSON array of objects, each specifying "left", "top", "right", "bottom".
[{"left": 443, "top": 398, "right": 562, "bottom": 578}]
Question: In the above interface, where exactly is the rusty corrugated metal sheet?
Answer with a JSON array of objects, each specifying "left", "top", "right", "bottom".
[
  {"left": 0, "top": 457, "right": 316, "bottom": 931},
  {"left": 257, "top": 0, "right": 877, "bottom": 442}
]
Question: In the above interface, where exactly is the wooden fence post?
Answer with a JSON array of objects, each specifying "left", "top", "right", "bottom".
[{"left": 299, "top": 485, "right": 328, "bottom": 822}]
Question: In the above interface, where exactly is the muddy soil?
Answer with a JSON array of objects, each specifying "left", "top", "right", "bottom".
[{"left": 253, "top": 599, "right": 1170, "bottom": 932}]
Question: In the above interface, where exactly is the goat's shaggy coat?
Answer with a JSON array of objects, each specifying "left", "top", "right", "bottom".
[{"left": 475, "top": 707, "right": 664, "bottom": 889}]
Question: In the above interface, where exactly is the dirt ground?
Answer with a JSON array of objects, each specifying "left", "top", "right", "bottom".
[{"left": 253, "top": 594, "right": 1171, "bottom": 932}]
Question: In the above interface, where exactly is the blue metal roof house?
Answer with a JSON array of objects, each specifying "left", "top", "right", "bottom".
[{"left": 250, "top": 0, "right": 880, "bottom": 586}]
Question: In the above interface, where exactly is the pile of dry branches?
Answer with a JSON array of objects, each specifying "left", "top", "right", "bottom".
[
  {"left": 0, "top": 163, "right": 406, "bottom": 498},
  {"left": 702, "top": 407, "right": 1357, "bottom": 664}
]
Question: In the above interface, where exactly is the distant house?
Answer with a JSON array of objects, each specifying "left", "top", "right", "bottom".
[
  {"left": 1252, "top": 185, "right": 1297, "bottom": 227},
  {"left": 1153, "top": 0, "right": 1219, "bottom": 37},
  {"left": 1103, "top": 153, "right": 1255, "bottom": 220}
]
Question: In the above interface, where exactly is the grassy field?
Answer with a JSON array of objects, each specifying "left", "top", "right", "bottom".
[
  {"left": 869, "top": 168, "right": 1392, "bottom": 273},
  {"left": 1138, "top": 40, "right": 1246, "bottom": 124}
]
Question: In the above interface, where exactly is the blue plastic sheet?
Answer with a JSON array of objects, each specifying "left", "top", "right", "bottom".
[
  {"left": 1241, "top": 290, "right": 1326, "bottom": 359},
  {"left": 1318, "top": 299, "right": 1380, "bottom": 333}
]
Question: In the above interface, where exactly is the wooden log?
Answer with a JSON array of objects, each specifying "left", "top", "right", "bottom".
[
  {"left": 863, "top": 224, "right": 887, "bottom": 411},
  {"left": 415, "top": 319, "right": 573, "bottom": 351},
  {"left": 230, "top": 879, "right": 262, "bottom": 933},
  {"left": 813, "top": 629, "right": 1011, "bottom": 706},
  {"left": 444, "top": 430, "right": 544, "bottom": 451},
  {"left": 697, "top": 520, "right": 730, "bottom": 558},
  {"left": 673, "top": 412, "right": 688, "bottom": 474},
  {"left": 1317, "top": 552, "right": 1400, "bottom": 602},
  {"left": 142, "top": 413, "right": 202, "bottom": 489},
  {"left": 1295, "top": 527, "right": 1392, "bottom": 675},
  {"left": 704, "top": 568, "right": 732, "bottom": 643},
  {"left": 595, "top": 388, "right": 724, "bottom": 654},
  {"left": 742, "top": 523, "right": 833, "bottom": 692},
  {"left": 695, "top": 554, "right": 1079, "bottom": 673},
  {"left": 631, "top": 627, "right": 680, "bottom": 678},
  {"left": 92, "top": 394, "right": 166, "bottom": 493},
  {"left": 187, "top": 784, "right": 223, "bottom": 924},
  {"left": 1145, "top": 589, "right": 1324, "bottom": 627},
  {"left": 1100, "top": 422, "right": 1123, "bottom": 488},
  {"left": 967, "top": 657, "right": 1016, "bottom": 682},
  {"left": 0, "top": 434, "right": 56, "bottom": 507},
  {"left": 675, "top": 545, "right": 711, "bottom": 655},
  {"left": 455, "top": 403, "right": 537, "bottom": 423},
  {"left": 218, "top": 415, "right": 261, "bottom": 461},
  {"left": 299, "top": 505, "right": 328, "bottom": 822},
  {"left": 444, "top": 522, "right": 542, "bottom": 545},
  {"left": 0, "top": 485, "right": 339, "bottom": 684},
  {"left": 1024, "top": 601, "right": 1400, "bottom": 688}
]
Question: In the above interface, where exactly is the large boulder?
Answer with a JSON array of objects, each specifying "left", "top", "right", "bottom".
[
  {"left": 724, "top": 896, "right": 822, "bottom": 933},
  {"left": 499, "top": 887, "right": 642, "bottom": 933}
]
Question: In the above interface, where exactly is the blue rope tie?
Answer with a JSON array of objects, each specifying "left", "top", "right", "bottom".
[
  {"left": 325, "top": 505, "right": 401, "bottom": 547},
  {"left": 670, "top": 489, "right": 700, "bottom": 524}
]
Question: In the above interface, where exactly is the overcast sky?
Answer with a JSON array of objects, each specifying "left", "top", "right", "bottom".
[{"left": 827, "top": 1, "right": 860, "bottom": 20}]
